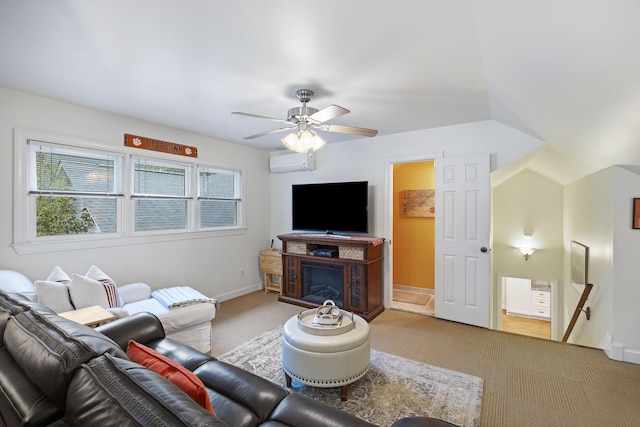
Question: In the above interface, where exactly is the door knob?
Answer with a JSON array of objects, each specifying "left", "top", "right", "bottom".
[{"left": 480, "top": 246, "right": 488, "bottom": 253}]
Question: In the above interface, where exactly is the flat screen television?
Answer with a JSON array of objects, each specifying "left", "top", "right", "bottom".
[{"left": 292, "top": 181, "right": 369, "bottom": 235}]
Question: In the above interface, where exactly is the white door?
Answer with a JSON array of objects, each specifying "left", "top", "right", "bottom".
[{"left": 434, "top": 153, "right": 490, "bottom": 328}]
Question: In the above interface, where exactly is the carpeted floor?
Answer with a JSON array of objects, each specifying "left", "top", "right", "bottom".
[
  {"left": 211, "top": 291, "right": 640, "bottom": 427},
  {"left": 218, "top": 326, "right": 482, "bottom": 427}
]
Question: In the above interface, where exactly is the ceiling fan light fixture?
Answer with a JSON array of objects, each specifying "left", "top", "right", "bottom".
[
  {"left": 281, "top": 129, "right": 326, "bottom": 153},
  {"left": 281, "top": 133, "right": 301, "bottom": 152},
  {"left": 235, "top": 87, "right": 377, "bottom": 145}
]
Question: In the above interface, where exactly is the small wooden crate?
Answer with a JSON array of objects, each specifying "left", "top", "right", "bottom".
[{"left": 259, "top": 249, "right": 282, "bottom": 294}]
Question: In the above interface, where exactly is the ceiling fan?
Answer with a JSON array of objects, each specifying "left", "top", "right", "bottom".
[{"left": 232, "top": 89, "right": 378, "bottom": 153}]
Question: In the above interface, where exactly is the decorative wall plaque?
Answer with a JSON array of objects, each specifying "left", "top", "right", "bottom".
[{"left": 124, "top": 133, "right": 197, "bottom": 158}]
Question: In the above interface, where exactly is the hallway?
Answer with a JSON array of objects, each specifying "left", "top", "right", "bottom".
[
  {"left": 391, "top": 285, "right": 434, "bottom": 316},
  {"left": 392, "top": 286, "right": 551, "bottom": 340}
]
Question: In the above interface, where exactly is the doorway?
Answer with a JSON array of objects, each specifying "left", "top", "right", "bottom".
[
  {"left": 388, "top": 154, "right": 492, "bottom": 326},
  {"left": 390, "top": 160, "right": 435, "bottom": 316},
  {"left": 499, "top": 275, "right": 557, "bottom": 340}
]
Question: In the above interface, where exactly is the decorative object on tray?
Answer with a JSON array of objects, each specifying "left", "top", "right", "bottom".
[
  {"left": 297, "top": 303, "right": 355, "bottom": 336},
  {"left": 314, "top": 300, "right": 340, "bottom": 324}
]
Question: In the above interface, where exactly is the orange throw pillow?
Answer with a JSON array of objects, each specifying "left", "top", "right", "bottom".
[{"left": 127, "top": 340, "right": 214, "bottom": 413}]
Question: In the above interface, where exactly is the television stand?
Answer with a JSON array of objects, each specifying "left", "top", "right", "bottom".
[{"left": 277, "top": 233, "right": 385, "bottom": 322}]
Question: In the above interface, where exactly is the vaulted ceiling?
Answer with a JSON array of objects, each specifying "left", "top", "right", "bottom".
[{"left": 1, "top": 1, "right": 639, "bottom": 185}]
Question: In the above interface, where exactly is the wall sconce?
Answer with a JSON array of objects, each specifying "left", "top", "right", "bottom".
[{"left": 518, "top": 247, "right": 536, "bottom": 260}]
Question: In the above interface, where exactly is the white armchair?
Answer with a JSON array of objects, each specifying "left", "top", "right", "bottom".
[
  {"left": 0, "top": 269, "right": 217, "bottom": 353},
  {"left": 117, "top": 282, "right": 217, "bottom": 352}
]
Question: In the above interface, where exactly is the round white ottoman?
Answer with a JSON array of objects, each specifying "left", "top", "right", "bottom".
[{"left": 281, "top": 312, "right": 370, "bottom": 401}]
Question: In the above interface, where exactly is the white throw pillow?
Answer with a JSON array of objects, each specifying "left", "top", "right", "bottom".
[
  {"left": 117, "top": 282, "right": 151, "bottom": 305},
  {"left": 46, "top": 266, "right": 71, "bottom": 284},
  {"left": 85, "top": 265, "right": 121, "bottom": 308},
  {"left": 34, "top": 280, "right": 75, "bottom": 313},
  {"left": 68, "top": 274, "right": 110, "bottom": 310}
]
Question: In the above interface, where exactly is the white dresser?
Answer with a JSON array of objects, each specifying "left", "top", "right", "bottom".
[
  {"left": 506, "top": 278, "right": 551, "bottom": 321},
  {"left": 530, "top": 282, "right": 551, "bottom": 319}
]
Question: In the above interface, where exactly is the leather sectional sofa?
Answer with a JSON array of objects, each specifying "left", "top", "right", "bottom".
[{"left": 0, "top": 290, "right": 455, "bottom": 427}]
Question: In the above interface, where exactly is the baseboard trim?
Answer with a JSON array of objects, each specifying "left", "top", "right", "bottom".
[
  {"left": 606, "top": 341, "right": 640, "bottom": 365},
  {"left": 393, "top": 285, "right": 434, "bottom": 295},
  {"left": 215, "top": 283, "right": 263, "bottom": 302}
]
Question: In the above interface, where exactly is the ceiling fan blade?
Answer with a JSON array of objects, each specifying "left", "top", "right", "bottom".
[
  {"left": 309, "top": 104, "right": 350, "bottom": 124},
  {"left": 243, "top": 126, "right": 295, "bottom": 140},
  {"left": 232, "top": 111, "right": 291, "bottom": 125},
  {"left": 320, "top": 123, "right": 378, "bottom": 137}
]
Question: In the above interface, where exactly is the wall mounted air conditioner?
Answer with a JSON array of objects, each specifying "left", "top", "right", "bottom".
[{"left": 269, "top": 151, "right": 316, "bottom": 173}]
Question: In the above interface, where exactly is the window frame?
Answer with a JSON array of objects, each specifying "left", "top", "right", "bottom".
[
  {"left": 27, "top": 139, "right": 125, "bottom": 239},
  {"left": 13, "top": 128, "right": 246, "bottom": 255},
  {"left": 197, "top": 165, "right": 244, "bottom": 231},
  {"left": 130, "top": 155, "right": 193, "bottom": 235}
]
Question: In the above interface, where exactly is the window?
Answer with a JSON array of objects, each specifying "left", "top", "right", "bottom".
[
  {"left": 198, "top": 167, "right": 241, "bottom": 229},
  {"left": 27, "top": 141, "right": 124, "bottom": 238},
  {"left": 14, "top": 129, "right": 246, "bottom": 254},
  {"left": 132, "top": 157, "right": 191, "bottom": 232}
]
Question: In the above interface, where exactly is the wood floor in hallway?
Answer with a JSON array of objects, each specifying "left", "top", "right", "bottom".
[
  {"left": 501, "top": 309, "right": 551, "bottom": 340},
  {"left": 392, "top": 287, "right": 551, "bottom": 340}
]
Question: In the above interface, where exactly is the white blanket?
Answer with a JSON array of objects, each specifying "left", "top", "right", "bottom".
[{"left": 151, "top": 286, "right": 219, "bottom": 309}]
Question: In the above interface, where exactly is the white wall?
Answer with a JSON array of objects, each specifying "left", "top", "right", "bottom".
[
  {"left": 611, "top": 167, "right": 640, "bottom": 362},
  {"left": 492, "top": 169, "right": 564, "bottom": 336},
  {"left": 564, "top": 166, "right": 640, "bottom": 362},
  {"left": 0, "top": 88, "right": 271, "bottom": 300},
  {"left": 268, "top": 120, "right": 546, "bottom": 305},
  {"left": 493, "top": 169, "right": 564, "bottom": 279},
  {"left": 563, "top": 168, "right": 614, "bottom": 349}
]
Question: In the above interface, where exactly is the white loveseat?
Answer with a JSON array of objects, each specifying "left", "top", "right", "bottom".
[{"left": 0, "top": 267, "right": 218, "bottom": 353}]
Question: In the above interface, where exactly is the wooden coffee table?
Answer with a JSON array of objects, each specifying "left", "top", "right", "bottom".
[{"left": 59, "top": 305, "right": 115, "bottom": 327}]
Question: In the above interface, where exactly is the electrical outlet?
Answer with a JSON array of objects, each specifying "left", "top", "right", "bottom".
[{"left": 240, "top": 269, "right": 244, "bottom": 278}]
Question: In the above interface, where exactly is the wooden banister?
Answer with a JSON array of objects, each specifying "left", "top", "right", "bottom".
[{"left": 562, "top": 283, "right": 593, "bottom": 342}]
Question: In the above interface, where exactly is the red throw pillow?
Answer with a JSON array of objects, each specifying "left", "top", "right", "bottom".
[{"left": 126, "top": 340, "right": 214, "bottom": 413}]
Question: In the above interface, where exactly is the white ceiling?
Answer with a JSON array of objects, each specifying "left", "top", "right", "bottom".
[{"left": 1, "top": 1, "right": 639, "bottom": 185}]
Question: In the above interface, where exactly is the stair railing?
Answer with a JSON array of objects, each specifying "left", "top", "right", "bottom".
[{"left": 562, "top": 283, "right": 593, "bottom": 342}]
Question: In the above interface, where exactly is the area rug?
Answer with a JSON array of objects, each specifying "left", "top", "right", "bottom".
[{"left": 218, "top": 327, "right": 483, "bottom": 427}]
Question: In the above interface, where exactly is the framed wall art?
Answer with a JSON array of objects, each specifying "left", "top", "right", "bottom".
[
  {"left": 401, "top": 189, "right": 435, "bottom": 217},
  {"left": 570, "top": 240, "right": 589, "bottom": 287},
  {"left": 633, "top": 198, "right": 640, "bottom": 229}
]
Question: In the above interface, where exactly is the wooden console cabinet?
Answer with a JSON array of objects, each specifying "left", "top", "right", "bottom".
[{"left": 277, "top": 233, "right": 385, "bottom": 322}]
